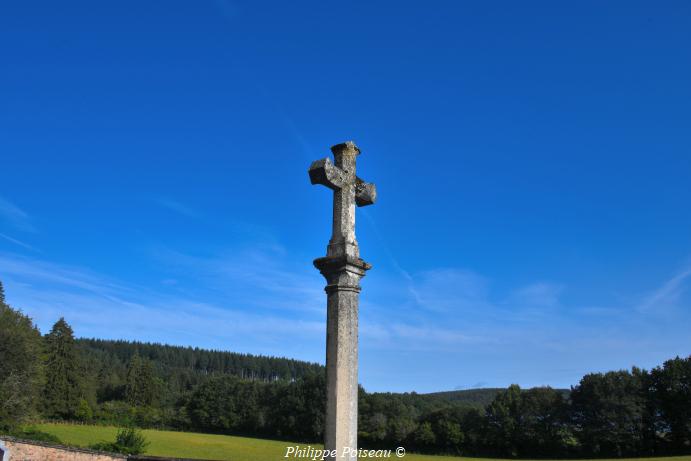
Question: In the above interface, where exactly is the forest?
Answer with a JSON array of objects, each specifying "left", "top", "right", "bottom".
[{"left": 1, "top": 279, "right": 690, "bottom": 458}]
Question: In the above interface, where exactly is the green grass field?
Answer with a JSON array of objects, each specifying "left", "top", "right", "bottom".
[{"left": 33, "top": 423, "right": 691, "bottom": 461}]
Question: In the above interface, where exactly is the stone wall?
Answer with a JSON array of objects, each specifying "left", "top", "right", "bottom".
[
  {"left": 0, "top": 436, "right": 219, "bottom": 461},
  {"left": 0, "top": 436, "right": 126, "bottom": 461}
]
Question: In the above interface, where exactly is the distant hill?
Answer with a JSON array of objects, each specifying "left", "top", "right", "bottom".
[
  {"left": 77, "top": 337, "right": 323, "bottom": 383},
  {"left": 78, "top": 339, "right": 568, "bottom": 401},
  {"left": 424, "top": 388, "right": 506, "bottom": 407},
  {"left": 426, "top": 387, "right": 571, "bottom": 407}
]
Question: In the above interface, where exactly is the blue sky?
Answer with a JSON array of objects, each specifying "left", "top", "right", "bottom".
[{"left": 1, "top": 1, "right": 690, "bottom": 393}]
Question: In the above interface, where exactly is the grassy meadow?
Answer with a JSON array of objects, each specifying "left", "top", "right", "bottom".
[{"left": 33, "top": 423, "right": 691, "bottom": 461}]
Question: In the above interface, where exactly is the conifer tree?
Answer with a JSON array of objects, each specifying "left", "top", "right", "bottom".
[
  {"left": 44, "top": 317, "right": 83, "bottom": 418},
  {"left": 0, "top": 280, "right": 43, "bottom": 431},
  {"left": 126, "top": 353, "right": 159, "bottom": 407}
]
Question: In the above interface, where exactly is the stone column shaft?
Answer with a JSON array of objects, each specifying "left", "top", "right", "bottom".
[{"left": 315, "top": 257, "right": 370, "bottom": 461}]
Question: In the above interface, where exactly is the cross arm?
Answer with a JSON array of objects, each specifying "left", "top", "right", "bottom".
[
  {"left": 309, "top": 157, "right": 347, "bottom": 190},
  {"left": 309, "top": 155, "right": 376, "bottom": 207},
  {"left": 355, "top": 177, "right": 376, "bottom": 207}
]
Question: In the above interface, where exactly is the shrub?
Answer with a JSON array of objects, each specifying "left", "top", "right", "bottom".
[
  {"left": 75, "top": 398, "right": 93, "bottom": 422},
  {"left": 90, "top": 427, "right": 149, "bottom": 455}
]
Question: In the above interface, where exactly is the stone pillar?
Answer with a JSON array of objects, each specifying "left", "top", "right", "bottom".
[
  {"left": 314, "top": 256, "right": 370, "bottom": 461},
  {"left": 309, "top": 141, "right": 376, "bottom": 461}
]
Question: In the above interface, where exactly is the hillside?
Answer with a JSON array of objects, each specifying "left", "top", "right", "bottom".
[
  {"left": 426, "top": 387, "right": 571, "bottom": 407},
  {"left": 78, "top": 338, "right": 323, "bottom": 383},
  {"left": 424, "top": 388, "right": 506, "bottom": 407}
]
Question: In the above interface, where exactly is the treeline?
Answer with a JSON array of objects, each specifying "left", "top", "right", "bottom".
[
  {"left": 183, "top": 364, "right": 691, "bottom": 458},
  {"left": 2, "top": 279, "right": 690, "bottom": 458},
  {"left": 79, "top": 338, "right": 321, "bottom": 383},
  {"left": 78, "top": 337, "right": 322, "bottom": 413},
  {"left": 425, "top": 388, "right": 512, "bottom": 406},
  {"left": 400, "top": 366, "right": 691, "bottom": 458}
]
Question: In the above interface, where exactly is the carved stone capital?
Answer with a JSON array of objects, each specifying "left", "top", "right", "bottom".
[{"left": 314, "top": 255, "right": 372, "bottom": 293}]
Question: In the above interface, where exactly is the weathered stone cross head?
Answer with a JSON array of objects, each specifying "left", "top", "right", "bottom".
[{"left": 309, "top": 141, "right": 377, "bottom": 261}]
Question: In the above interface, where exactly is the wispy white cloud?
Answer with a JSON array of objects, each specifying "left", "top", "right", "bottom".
[
  {"left": 361, "top": 321, "right": 477, "bottom": 345},
  {"left": 390, "top": 323, "right": 482, "bottom": 344},
  {"left": 150, "top": 245, "right": 324, "bottom": 314},
  {"left": 0, "top": 247, "right": 498, "bottom": 360},
  {"left": 0, "top": 196, "right": 35, "bottom": 232},
  {"left": 361, "top": 210, "right": 424, "bottom": 307},
  {"left": 637, "top": 267, "right": 691, "bottom": 313},
  {"left": 0, "top": 233, "right": 39, "bottom": 252},
  {"left": 154, "top": 198, "right": 199, "bottom": 218},
  {"left": 408, "top": 268, "right": 490, "bottom": 313},
  {"left": 0, "top": 251, "right": 325, "bottom": 360},
  {"left": 497, "top": 282, "right": 567, "bottom": 323},
  {"left": 507, "top": 282, "right": 564, "bottom": 309},
  {"left": 16, "top": 289, "right": 323, "bottom": 350},
  {"left": 0, "top": 253, "right": 127, "bottom": 296}
]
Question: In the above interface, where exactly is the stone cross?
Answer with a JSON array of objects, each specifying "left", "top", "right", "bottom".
[{"left": 309, "top": 141, "right": 376, "bottom": 461}]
